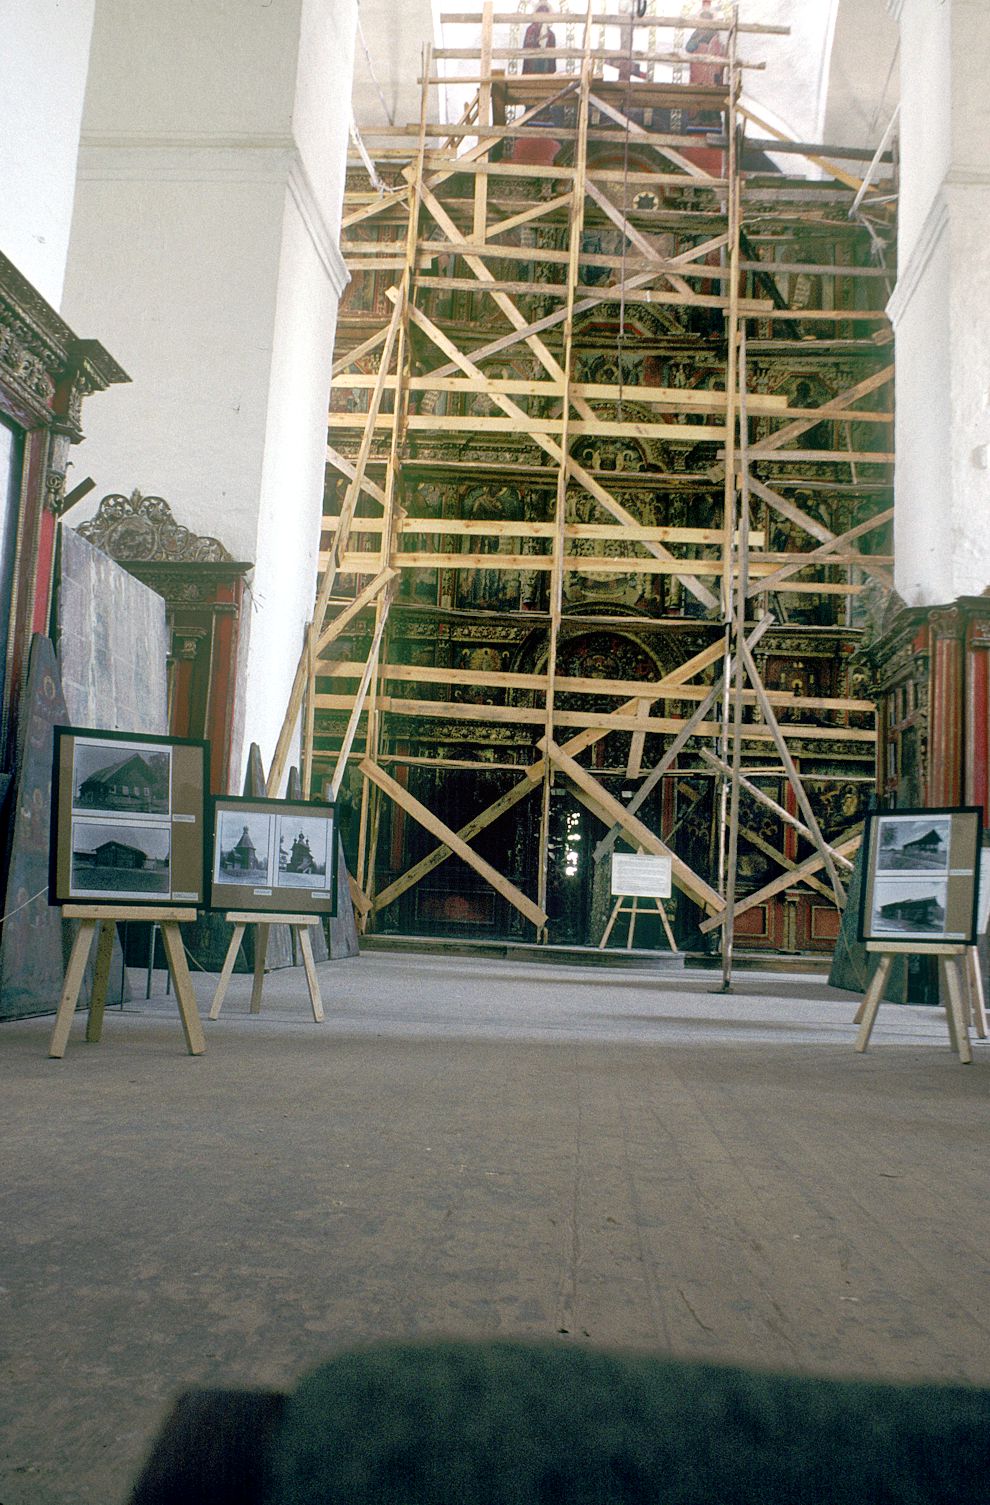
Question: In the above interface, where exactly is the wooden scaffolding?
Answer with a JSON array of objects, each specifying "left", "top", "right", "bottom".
[{"left": 271, "top": 2, "right": 896, "bottom": 978}]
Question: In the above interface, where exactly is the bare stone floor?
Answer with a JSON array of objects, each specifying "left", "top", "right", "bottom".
[{"left": 1, "top": 951, "right": 989, "bottom": 1505}]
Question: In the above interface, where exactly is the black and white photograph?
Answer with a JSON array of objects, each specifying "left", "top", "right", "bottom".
[
  {"left": 71, "top": 737, "right": 172, "bottom": 818},
  {"left": 875, "top": 814, "right": 951, "bottom": 873},
  {"left": 274, "top": 814, "right": 332, "bottom": 891},
  {"left": 70, "top": 821, "right": 171, "bottom": 899},
  {"left": 869, "top": 877, "right": 950, "bottom": 939},
  {"left": 213, "top": 810, "right": 274, "bottom": 887}
]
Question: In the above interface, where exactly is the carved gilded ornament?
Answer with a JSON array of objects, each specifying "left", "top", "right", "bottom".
[{"left": 78, "top": 490, "right": 233, "bottom": 565}]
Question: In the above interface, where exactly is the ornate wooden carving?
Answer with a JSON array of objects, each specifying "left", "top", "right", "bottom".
[
  {"left": 0, "top": 250, "right": 128, "bottom": 769},
  {"left": 77, "top": 489, "right": 233, "bottom": 565}
]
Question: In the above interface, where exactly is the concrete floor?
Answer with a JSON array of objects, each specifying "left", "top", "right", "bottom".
[{"left": 1, "top": 951, "right": 989, "bottom": 1505}]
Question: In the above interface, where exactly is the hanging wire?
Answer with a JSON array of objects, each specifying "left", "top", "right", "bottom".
[
  {"left": 867, "top": 38, "right": 900, "bottom": 139},
  {"left": 350, "top": 116, "right": 388, "bottom": 194},
  {"left": 0, "top": 885, "right": 46, "bottom": 924},
  {"left": 355, "top": 0, "right": 395, "bottom": 125}
]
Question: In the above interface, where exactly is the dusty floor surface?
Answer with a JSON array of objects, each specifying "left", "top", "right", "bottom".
[{"left": 1, "top": 952, "right": 988, "bottom": 1504}]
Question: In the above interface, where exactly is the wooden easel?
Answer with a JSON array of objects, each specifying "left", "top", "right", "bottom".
[
  {"left": 209, "top": 912, "right": 324, "bottom": 1022},
  {"left": 49, "top": 905, "right": 204, "bottom": 1058},
  {"left": 599, "top": 893, "right": 677, "bottom": 952},
  {"left": 854, "top": 941, "right": 988, "bottom": 1064}
]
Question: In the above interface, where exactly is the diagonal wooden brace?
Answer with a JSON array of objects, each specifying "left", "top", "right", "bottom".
[
  {"left": 539, "top": 736, "right": 723, "bottom": 916},
  {"left": 360, "top": 758, "right": 547, "bottom": 929}
]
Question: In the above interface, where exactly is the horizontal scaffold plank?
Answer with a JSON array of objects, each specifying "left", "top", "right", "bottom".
[
  {"left": 743, "top": 448, "right": 895, "bottom": 464},
  {"left": 437, "top": 12, "right": 790, "bottom": 35},
  {"left": 334, "top": 376, "right": 789, "bottom": 413},
  {"left": 341, "top": 552, "right": 866, "bottom": 582},
  {"left": 433, "top": 48, "right": 761, "bottom": 73},
  {"left": 417, "top": 154, "right": 729, "bottom": 188},
  {"left": 328, "top": 557, "right": 868, "bottom": 594},
  {"left": 331, "top": 379, "right": 890, "bottom": 428},
  {"left": 414, "top": 238, "right": 732, "bottom": 273},
  {"left": 322, "top": 550, "right": 853, "bottom": 583},
  {"left": 327, "top": 413, "right": 728, "bottom": 442},
  {"left": 317, "top": 660, "right": 875, "bottom": 714},
  {"left": 414, "top": 277, "right": 772, "bottom": 311},
  {"left": 316, "top": 694, "right": 876, "bottom": 743},
  {"left": 330, "top": 519, "right": 766, "bottom": 545},
  {"left": 742, "top": 308, "right": 891, "bottom": 323}
]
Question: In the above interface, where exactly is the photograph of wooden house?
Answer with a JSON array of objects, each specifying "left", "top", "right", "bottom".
[
  {"left": 869, "top": 878, "right": 949, "bottom": 940},
  {"left": 72, "top": 739, "right": 171, "bottom": 817},
  {"left": 876, "top": 816, "right": 951, "bottom": 873},
  {"left": 70, "top": 822, "right": 171, "bottom": 898}
]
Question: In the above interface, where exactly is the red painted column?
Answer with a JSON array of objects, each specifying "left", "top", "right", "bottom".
[
  {"left": 928, "top": 607, "right": 965, "bottom": 807},
  {"left": 203, "top": 582, "right": 243, "bottom": 796},
  {"left": 965, "top": 614, "right": 990, "bottom": 823}
]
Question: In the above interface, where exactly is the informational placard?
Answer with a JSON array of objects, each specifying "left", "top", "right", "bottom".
[
  {"left": 857, "top": 806, "right": 982, "bottom": 947},
  {"left": 49, "top": 726, "right": 209, "bottom": 907},
  {"left": 611, "top": 853, "right": 672, "bottom": 898},
  {"left": 208, "top": 795, "right": 337, "bottom": 916}
]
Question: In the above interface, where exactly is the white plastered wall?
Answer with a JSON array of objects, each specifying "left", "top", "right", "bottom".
[
  {"left": 739, "top": 0, "right": 840, "bottom": 147},
  {"left": 887, "top": 0, "right": 990, "bottom": 606},
  {"left": 62, "top": 0, "right": 356, "bottom": 790},
  {"left": 823, "top": 0, "right": 899, "bottom": 149},
  {"left": 351, "top": 0, "right": 437, "bottom": 129},
  {"left": 0, "top": 0, "right": 96, "bottom": 307}
]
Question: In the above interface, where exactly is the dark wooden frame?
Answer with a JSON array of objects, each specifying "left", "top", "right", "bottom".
[
  {"left": 857, "top": 805, "right": 982, "bottom": 947},
  {"left": 49, "top": 725, "right": 209, "bottom": 908},
  {"left": 208, "top": 794, "right": 338, "bottom": 916}
]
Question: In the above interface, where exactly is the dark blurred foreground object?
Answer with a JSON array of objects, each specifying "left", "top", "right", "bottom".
[{"left": 129, "top": 1340, "right": 990, "bottom": 1505}]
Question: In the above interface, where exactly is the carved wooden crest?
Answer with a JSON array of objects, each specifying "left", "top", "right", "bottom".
[{"left": 77, "top": 490, "right": 232, "bottom": 564}]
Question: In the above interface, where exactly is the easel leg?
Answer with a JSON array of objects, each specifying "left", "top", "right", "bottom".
[
  {"left": 49, "top": 921, "right": 98, "bottom": 1058},
  {"left": 626, "top": 896, "right": 638, "bottom": 951},
  {"left": 942, "top": 956, "right": 972, "bottom": 1064},
  {"left": 939, "top": 959, "right": 959, "bottom": 1054},
  {"left": 85, "top": 919, "right": 117, "bottom": 1042},
  {"left": 250, "top": 924, "right": 269, "bottom": 1014},
  {"left": 657, "top": 899, "right": 677, "bottom": 953},
  {"left": 854, "top": 953, "right": 893, "bottom": 1053},
  {"left": 966, "top": 946, "right": 988, "bottom": 1039},
  {"left": 160, "top": 923, "right": 206, "bottom": 1056},
  {"left": 599, "top": 897, "right": 623, "bottom": 950},
  {"left": 209, "top": 924, "right": 246, "bottom": 1020},
  {"left": 297, "top": 927, "right": 325, "bottom": 1023}
]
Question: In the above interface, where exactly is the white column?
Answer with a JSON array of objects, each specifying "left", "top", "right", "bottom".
[
  {"left": 61, "top": 0, "right": 355, "bottom": 789},
  {"left": 0, "top": 0, "right": 96, "bottom": 307},
  {"left": 887, "top": 0, "right": 990, "bottom": 605}
]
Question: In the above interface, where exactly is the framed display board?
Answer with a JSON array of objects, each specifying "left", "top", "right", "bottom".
[
  {"left": 49, "top": 726, "right": 209, "bottom": 907},
  {"left": 857, "top": 806, "right": 982, "bottom": 947},
  {"left": 208, "top": 796, "right": 337, "bottom": 916},
  {"left": 610, "top": 853, "right": 672, "bottom": 898}
]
